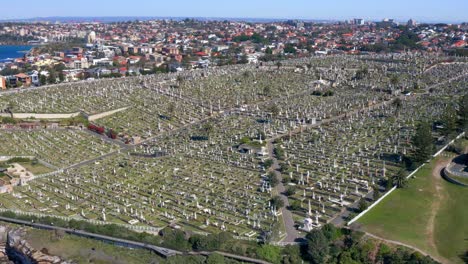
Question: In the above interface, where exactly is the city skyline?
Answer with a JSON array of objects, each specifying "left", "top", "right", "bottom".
[{"left": 1, "top": 0, "right": 467, "bottom": 23}]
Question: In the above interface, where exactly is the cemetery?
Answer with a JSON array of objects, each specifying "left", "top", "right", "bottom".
[
  {"left": 0, "top": 130, "right": 119, "bottom": 167},
  {"left": 0, "top": 54, "right": 466, "bottom": 244}
]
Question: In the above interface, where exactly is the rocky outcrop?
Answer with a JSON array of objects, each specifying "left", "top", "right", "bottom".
[
  {"left": 0, "top": 226, "right": 14, "bottom": 263},
  {"left": 6, "top": 228, "right": 70, "bottom": 264}
]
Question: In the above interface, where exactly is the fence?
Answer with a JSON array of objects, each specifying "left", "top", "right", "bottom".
[{"left": 0, "top": 208, "right": 162, "bottom": 233}]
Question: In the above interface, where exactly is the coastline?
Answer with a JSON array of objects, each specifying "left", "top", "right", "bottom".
[{"left": 0, "top": 45, "right": 35, "bottom": 61}]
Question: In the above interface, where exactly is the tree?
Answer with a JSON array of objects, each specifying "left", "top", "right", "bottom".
[
  {"left": 321, "top": 223, "right": 341, "bottom": 242},
  {"left": 263, "top": 86, "right": 272, "bottom": 96},
  {"left": 285, "top": 186, "right": 296, "bottom": 196},
  {"left": 267, "top": 172, "right": 279, "bottom": 187},
  {"left": 355, "top": 66, "right": 368, "bottom": 80},
  {"left": 176, "top": 75, "right": 185, "bottom": 87},
  {"left": 460, "top": 250, "right": 468, "bottom": 264},
  {"left": 256, "top": 244, "right": 281, "bottom": 264},
  {"left": 458, "top": 94, "right": 468, "bottom": 130},
  {"left": 412, "top": 122, "right": 433, "bottom": 164},
  {"left": 16, "top": 80, "right": 23, "bottom": 87},
  {"left": 281, "top": 245, "right": 302, "bottom": 264},
  {"left": 58, "top": 72, "right": 65, "bottom": 82},
  {"left": 441, "top": 104, "right": 458, "bottom": 136},
  {"left": 306, "top": 229, "right": 329, "bottom": 264},
  {"left": 167, "top": 102, "right": 176, "bottom": 117},
  {"left": 372, "top": 185, "right": 381, "bottom": 201},
  {"left": 47, "top": 72, "right": 56, "bottom": 84},
  {"left": 207, "top": 253, "right": 225, "bottom": 264},
  {"left": 273, "top": 146, "right": 285, "bottom": 160},
  {"left": 202, "top": 122, "right": 214, "bottom": 138},
  {"left": 357, "top": 199, "right": 368, "bottom": 212},
  {"left": 392, "top": 169, "right": 408, "bottom": 188},
  {"left": 276, "top": 61, "right": 282, "bottom": 70},
  {"left": 268, "top": 105, "right": 280, "bottom": 119},
  {"left": 39, "top": 74, "right": 47, "bottom": 86},
  {"left": 270, "top": 196, "right": 284, "bottom": 208},
  {"left": 242, "top": 70, "right": 252, "bottom": 79},
  {"left": 338, "top": 251, "right": 360, "bottom": 264},
  {"left": 283, "top": 44, "right": 297, "bottom": 54},
  {"left": 264, "top": 159, "right": 274, "bottom": 169},
  {"left": 289, "top": 200, "right": 302, "bottom": 211},
  {"left": 393, "top": 98, "right": 403, "bottom": 116},
  {"left": 390, "top": 75, "right": 400, "bottom": 87},
  {"left": 160, "top": 227, "right": 191, "bottom": 251},
  {"left": 239, "top": 54, "right": 248, "bottom": 64}
]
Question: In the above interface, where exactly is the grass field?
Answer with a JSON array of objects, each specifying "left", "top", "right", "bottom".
[
  {"left": 356, "top": 154, "right": 468, "bottom": 264},
  {"left": 434, "top": 175, "right": 468, "bottom": 264},
  {"left": 18, "top": 162, "right": 54, "bottom": 175},
  {"left": 25, "top": 228, "right": 163, "bottom": 264}
]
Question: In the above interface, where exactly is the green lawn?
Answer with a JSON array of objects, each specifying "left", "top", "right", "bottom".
[
  {"left": 357, "top": 161, "right": 436, "bottom": 254},
  {"left": 25, "top": 228, "right": 162, "bottom": 264},
  {"left": 18, "top": 162, "right": 54, "bottom": 175},
  {"left": 356, "top": 156, "right": 468, "bottom": 263},
  {"left": 434, "top": 178, "right": 468, "bottom": 264}
]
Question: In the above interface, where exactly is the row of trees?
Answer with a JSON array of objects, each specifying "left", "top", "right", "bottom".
[
  {"left": 305, "top": 224, "right": 438, "bottom": 264},
  {"left": 411, "top": 94, "right": 468, "bottom": 166},
  {"left": 0, "top": 210, "right": 440, "bottom": 264}
]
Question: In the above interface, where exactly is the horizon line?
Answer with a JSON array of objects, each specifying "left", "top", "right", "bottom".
[{"left": 0, "top": 15, "right": 465, "bottom": 24}]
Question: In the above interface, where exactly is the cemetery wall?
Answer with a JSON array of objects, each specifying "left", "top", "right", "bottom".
[
  {"left": 0, "top": 112, "right": 81, "bottom": 119},
  {"left": 88, "top": 106, "right": 130, "bottom": 121},
  {"left": 441, "top": 168, "right": 468, "bottom": 187}
]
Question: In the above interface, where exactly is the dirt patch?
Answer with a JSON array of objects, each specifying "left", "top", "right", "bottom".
[
  {"left": 427, "top": 159, "right": 450, "bottom": 264},
  {"left": 368, "top": 241, "right": 381, "bottom": 263}
]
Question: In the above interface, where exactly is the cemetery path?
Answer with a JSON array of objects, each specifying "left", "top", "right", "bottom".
[
  {"left": 362, "top": 231, "right": 441, "bottom": 262},
  {"left": 82, "top": 129, "right": 128, "bottom": 148},
  {"left": 330, "top": 191, "right": 373, "bottom": 227},
  {"left": 264, "top": 71, "right": 468, "bottom": 145},
  {"left": 267, "top": 141, "right": 301, "bottom": 243},
  {"left": 423, "top": 61, "right": 468, "bottom": 73},
  {"left": 63, "top": 150, "right": 122, "bottom": 171}
]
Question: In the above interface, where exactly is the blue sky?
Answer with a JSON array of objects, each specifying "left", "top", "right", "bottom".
[{"left": 2, "top": 0, "right": 467, "bottom": 23}]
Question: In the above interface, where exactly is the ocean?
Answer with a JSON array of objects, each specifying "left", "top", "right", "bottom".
[{"left": 0, "top": 45, "right": 33, "bottom": 61}]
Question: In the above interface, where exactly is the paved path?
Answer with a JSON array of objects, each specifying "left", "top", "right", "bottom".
[
  {"left": 194, "top": 251, "right": 272, "bottom": 264},
  {"left": 0, "top": 215, "right": 272, "bottom": 263},
  {"left": 266, "top": 141, "right": 300, "bottom": 243}
]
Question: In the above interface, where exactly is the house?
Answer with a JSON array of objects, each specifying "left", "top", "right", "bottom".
[
  {"left": 85, "top": 67, "right": 111, "bottom": 78},
  {"left": 169, "top": 62, "right": 183, "bottom": 72},
  {"left": 62, "top": 69, "right": 83, "bottom": 82},
  {"left": 28, "top": 71, "right": 39, "bottom": 86},
  {"left": 70, "top": 58, "right": 89, "bottom": 69},
  {"left": 15, "top": 73, "right": 32, "bottom": 87},
  {"left": 148, "top": 53, "right": 165, "bottom": 64},
  {"left": 5, "top": 76, "right": 17, "bottom": 87},
  {"left": 92, "top": 58, "right": 112, "bottom": 67},
  {"left": 127, "top": 56, "right": 141, "bottom": 65},
  {"left": 0, "top": 76, "right": 6, "bottom": 90},
  {"left": 70, "top": 47, "right": 83, "bottom": 56}
]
